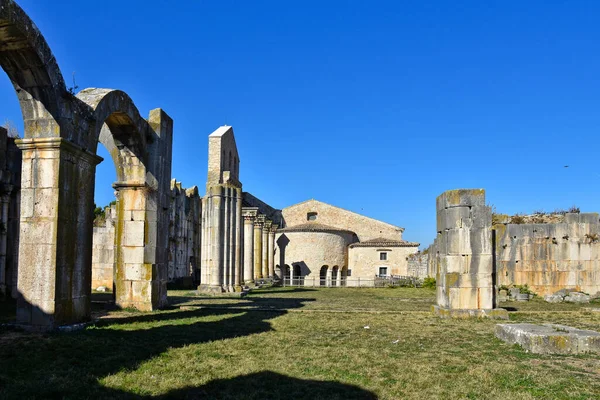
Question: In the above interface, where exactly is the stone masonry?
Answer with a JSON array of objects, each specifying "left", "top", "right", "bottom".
[
  {"left": 430, "top": 189, "right": 506, "bottom": 318},
  {"left": 0, "top": 126, "right": 21, "bottom": 298},
  {"left": 199, "top": 126, "right": 243, "bottom": 292}
]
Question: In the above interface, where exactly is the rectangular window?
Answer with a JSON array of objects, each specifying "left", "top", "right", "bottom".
[
  {"left": 379, "top": 252, "right": 387, "bottom": 261},
  {"left": 379, "top": 267, "right": 388, "bottom": 277}
]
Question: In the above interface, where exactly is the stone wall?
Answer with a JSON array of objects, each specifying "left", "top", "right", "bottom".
[
  {"left": 91, "top": 204, "right": 116, "bottom": 290},
  {"left": 0, "top": 127, "right": 21, "bottom": 298},
  {"left": 168, "top": 180, "right": 201, "bottom": 286},
  {"left": 276, "top": 229, "right": 354, "bottom": 285},
  {"left": 282, "top": 199, "right": 403, "bottom": 241},
  {"left": 407, "top": 252, "right": 429, "bottom": 279},
  {"left": 348, "top": 245, "right": 418, "bottom": 279},
  {"left": 495, "top": 213, "right": 600, "bottom": 296}
]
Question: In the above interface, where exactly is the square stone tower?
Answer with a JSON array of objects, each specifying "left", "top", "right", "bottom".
[{"left": 200, "top": 126, "right": 243, "bottom": 292}]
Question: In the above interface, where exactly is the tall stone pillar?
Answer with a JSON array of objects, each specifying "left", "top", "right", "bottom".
[
  {"left": 0, "top": 191, "right": 10, "bottom": 296},
  {"left": 432, "top": 189, "right": 507, "bottom": 319},
  {"left": 242, "top": 208, "right": 258, "bottom": 284},
  {"left": 268, "top": 224, "right": 277, "bottom": 279},
  {"left": 253, "top": 215, "right": 265, "bottom": 280},
  {"left": 199, "top": 126, "right": 243, "bottom": 293},
  {"left": 262, "top": 220, "right": 272, "bottom": 279},
  {"left": 336, "top": 268, "right": 342, "bottom": 287},
  {"left": 16, "top": 138, "right": 102, "bottom": 330}
]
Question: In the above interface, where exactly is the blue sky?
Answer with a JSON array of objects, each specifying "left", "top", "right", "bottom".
[{"left": 1, "top": 1, "right": 599, "bottom": 248}]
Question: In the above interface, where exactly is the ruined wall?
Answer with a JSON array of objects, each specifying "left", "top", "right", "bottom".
[
  {"left": 282, "top": 199, "right": 404, "bottom": 241},
  {"left": 0, "top": 127, "right": 21, "bottom": 297},
  {"left": 495, "top": 213, "right": 600, "bottom": 296},
  {"left": 407, "top": 253, "right": 429, "bottom": 278},
  {"left": 91, "top": 204, "right": 116, "bottom": 290},
  {"left": 168, "top": 180, "right": 201, "bottom": 286}
]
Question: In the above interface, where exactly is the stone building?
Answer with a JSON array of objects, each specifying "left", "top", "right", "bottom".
[{"left": 275, "top": 200, "right": 420, "bottom": 286}]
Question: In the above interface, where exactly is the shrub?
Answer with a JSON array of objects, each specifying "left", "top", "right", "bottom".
[
  {"left": 422, "top": 277, "right": 436, "bottom": 289},
  {"left": 510, "top": 214, "right": 525, "bottom": 224}
]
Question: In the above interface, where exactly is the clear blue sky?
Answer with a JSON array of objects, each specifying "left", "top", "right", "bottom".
[{"left": 1, "top": 1, "right": 599, "bottom": 248}]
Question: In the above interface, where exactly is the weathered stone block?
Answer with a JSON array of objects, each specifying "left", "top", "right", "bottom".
[{"left": 495, "top": 324, "right": 600, "bottom": 354}]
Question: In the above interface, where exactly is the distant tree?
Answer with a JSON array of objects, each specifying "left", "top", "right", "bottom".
[{"left": 3, "top": 119, "right": 20, "bottom": 138}]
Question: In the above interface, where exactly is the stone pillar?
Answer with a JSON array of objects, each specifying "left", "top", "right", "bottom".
[
  {"left": 336, "top": 268, "right": 342, "bottom": 287},
  {"left": 262, "top": 220, "right": 271, "bottom": 279},
  {"left": 200, "top": 185, "right": 224, "bottom": 292},
  {"left": 253, "top": 215, "right": 265, "bottom": 280},
  {"left": 16, "top": 138, "right": 102, "bottom": 330},
  {"left": 113, "top": 181, "right": 164, "bottom": 311},
  {"left": 0, "top": 191, "right": 10, "bottom": 296},
  {"left": 432, "top": 189, "right": 507, "bottom": 319},
  {"left": 289, "top": 263, "right": 294, "bottom": 285},
  {"left": 242, "top": 208, "right": 258, "bottom": 284},
  {"left": 327, "top": 268, "right": 333, "bottom": 287},
  {"left": 268, "top": 224, "right": 277, "bottom": 279}
]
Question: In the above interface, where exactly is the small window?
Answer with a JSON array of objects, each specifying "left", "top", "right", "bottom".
[
  {"left": 379, "top": 252, "right": 387, "bottom": 261},
  {"left": 307, "top": 212, "right": 318, "bottom": 221},
  {"left": 379, "top": 267, "right": 388, "bottom": 277}
]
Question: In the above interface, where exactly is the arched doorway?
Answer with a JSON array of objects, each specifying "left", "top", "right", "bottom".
[
  {"left": 331, "top": 266, "right": 339, "bottom": 287},
  {"left": 0, "top": 3, "right": 173, "bottom": 329},
  {"left": 293, "top": 264, "right": 302, "bottom": 286},
  {"left": 320, "top": 265, "right": 328, "bottom": 286}
]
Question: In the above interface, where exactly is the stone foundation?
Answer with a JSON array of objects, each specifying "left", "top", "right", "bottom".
[
  {"left": 496, "top": 323, "right": 600, "bottom": 354},
  {"left": 432, "top": 305, "right": 508, "bottom": 319}
]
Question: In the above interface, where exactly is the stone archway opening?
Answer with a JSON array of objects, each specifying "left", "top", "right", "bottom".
[
  {"left": 320, "top": 265, "right": 328, "bottom": 286},
  {"left": 331, "top": 266, "right": 339, "bottom": 287},
  {"left": 0, "top": 2, "right": 173, "bottom": 330}
]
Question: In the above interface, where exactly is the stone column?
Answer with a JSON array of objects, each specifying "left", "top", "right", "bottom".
[
  {"left": 242, "top": 208, "right": 258, "bottom": 284},
  {"left": 327, "top": 268, "right": 333, "bottom": 287},
  {"left": 262, "top": 220, "right": 271, "bottom": 279},
  {"left": 0, "top": 190, "right": 10, "bottom": 296},
  {"left": 253, "top": 215, "right": 265, "bottom": 280},
  {"left": 268, "top": 224, "right": 277, "bottom": 279},
  {"left": 289, "top": 264, "right": 294, "bottom": 285},
  {"left": 336, "top": 268, "right": 342, "bottom": 287},
  {"left": 200, "top": 185, "right": 224, "bottom": 292},
  {"left": 432, "top": 189, "right": 507, "bottom": 319},
  {"left": 16, "top": 138, "right": 102, "bottom": 330}
]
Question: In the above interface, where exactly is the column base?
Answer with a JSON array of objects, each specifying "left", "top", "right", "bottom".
[
  {"left": 197, "top": 284, "right": 225, "bottom": 294},
  {"left": 432, "top": 305, "right": 508, "bottom": 319}
]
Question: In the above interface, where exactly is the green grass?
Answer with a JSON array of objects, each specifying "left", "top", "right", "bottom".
[{"left": 0, "top": 288, "right": 598, "bottom": 399}]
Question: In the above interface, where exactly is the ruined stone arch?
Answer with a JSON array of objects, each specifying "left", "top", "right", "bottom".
[
  {"left": 76, "top": 88, "right": 150, "bottom": 183},
  {"left": 0, "top": 0, "right": 93, "bottom": 146},
  {"left": 0, "top": 1, "right": 173, "bottom": 330}
]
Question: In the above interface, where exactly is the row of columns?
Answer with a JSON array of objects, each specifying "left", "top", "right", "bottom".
[{"left": 242, "top": 207, "right": 277, "bottom": 283}]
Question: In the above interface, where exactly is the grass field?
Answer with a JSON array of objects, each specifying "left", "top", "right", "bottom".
[{"left": 0, "top": 287, "right": 599, "bottom": 399}]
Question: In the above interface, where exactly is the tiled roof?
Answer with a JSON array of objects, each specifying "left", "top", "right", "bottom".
[
  {"left": 349, "top": 237, "right": 420, "bottom": 248},
  {"left": 278, "top": 222, "right": 356, "bottom": 235}
]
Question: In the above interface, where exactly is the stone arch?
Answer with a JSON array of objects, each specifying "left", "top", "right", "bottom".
[
  {"left": 1, "top": 2, "right": 173, "bottom": 329},
  {"left": 332, "top": 265, "right": 339, "bottom": 287},
  {"left": 319, "top": 265, "right": 328, "bottom": 286},
  {"left": 0, "top": 0, "right": 92, "bottom": 146}
]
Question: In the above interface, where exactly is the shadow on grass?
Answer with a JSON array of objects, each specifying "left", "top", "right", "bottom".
[
  {"left": 157, "top": 371, "right": 377, "bottom": 400},
  {"left": 0, "top": 296, "right": 377, "bottom": 399},
  {"left": 248, "top": 288, "right": 319, "bottom": 295}
]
